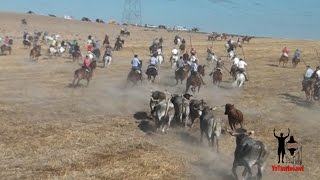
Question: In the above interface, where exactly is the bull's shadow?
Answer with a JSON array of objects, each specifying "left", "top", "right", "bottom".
[
  {"left": 134, "top": 111, "right": 155, "bottom": 133},
  {"left": 278, "top": 93, "right": 313, "bottom": 108},
  {"left": 190, "top": 159, "right": 234, "bottom": 180},
  {"left": 176, "top": 131, "right": 200, "bottom": 145}
]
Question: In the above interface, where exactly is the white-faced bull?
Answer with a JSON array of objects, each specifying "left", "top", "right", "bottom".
[
  {"left": 188, "top": 99, "right": 206, "bottom": 127},
  {"left": 152, "top": 97, "right": 175, "bottom": 134},
  {"left": 227, "top": 128, "right": 269, "bottom": 180},
  {"left": 198, "top": 106, "right": 221, "bottom": 152}
]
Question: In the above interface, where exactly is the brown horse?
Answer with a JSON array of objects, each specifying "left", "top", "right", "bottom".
[
  {"left": 175, "top": 64, "right": 191, "bottom": 85},
  {"left": 0, "top": 45, "right": 12, "bottom": 55},
  {"left": 279, "top": 55, "right": 289, "bottom": 67},
  {"left": 242, "top": 36, "right": 252, "bottom": 43},
  {"left": 209, "top": 68, "right": 223, "bottom": 86},
  {"left": 179, "top": 43, "right": 186, "bottom": 53},
  {"left": 127, "top": 61, "right": 143, "bottom": 87},
  {"left": 29, "top": 45, "right": 41, "bottom": 61},
  {"left": 185, "top": 65, "right": 206, "bottom": 94},
  {"left": 71, "top": 61, "right": 97, "bottom": 87},
  {"left": 102, "top": 35, "right": 110, "bottom": 45},
  {"left": 303, "top": 79, "right": 315, "bottom": 102}
]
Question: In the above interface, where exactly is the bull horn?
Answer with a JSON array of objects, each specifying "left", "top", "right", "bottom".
[
  {"left": 247, "top": 130, "right": 254, "bottom": 136},
  {"left": 210, "top": 106, "right": 217, "bottom": 110},
  {"left": 193, "top": 107, "right": 200, "bottom": 111},
  {"left": 150, "top": 97, "right": 159, "bottom": 102}
]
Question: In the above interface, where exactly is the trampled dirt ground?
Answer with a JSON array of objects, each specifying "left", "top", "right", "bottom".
[{"left": 0, "top": 12, "right": 319, "bottom": 180}]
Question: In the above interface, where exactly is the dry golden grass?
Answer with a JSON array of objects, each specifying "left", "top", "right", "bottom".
[{"left": 0, "top": 12, "right": 319, "bottom": 180}]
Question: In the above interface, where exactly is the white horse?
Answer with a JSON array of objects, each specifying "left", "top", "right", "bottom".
[
  {"left": 157, "top": 55, "right": 164, "bottom": 64},
  {"left": 103, "top": 55, "right": 112, "bottom": 67},
  {"left": 206, "top": 52, "right": 218, "bottom": 65},
  {"left": 232, "top": 72, "right": 246, "bottom": 88},
  {"left": 170, "top": 54, "right": 179, "bottom": 69}
]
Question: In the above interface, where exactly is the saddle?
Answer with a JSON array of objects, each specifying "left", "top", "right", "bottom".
[{"left": 147, "top": 65, "right": 157, "bottom": 71}]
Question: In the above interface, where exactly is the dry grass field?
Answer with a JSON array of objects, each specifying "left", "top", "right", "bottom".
[{"left": 0, "top": 12, "right": 319, "bottom": 180}]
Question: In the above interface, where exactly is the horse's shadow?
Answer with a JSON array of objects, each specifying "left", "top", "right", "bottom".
[
  {"left": 278, "top": 93, "right": 313, "bottom": 108},
  {"left": 266, "top": 63, "right": 279, "bottom": 67},
  {"left": 67, "top": 83, "right": 86, "bottom": 88}
]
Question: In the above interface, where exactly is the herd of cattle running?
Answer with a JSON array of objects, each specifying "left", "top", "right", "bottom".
[{"left": 1, "top": 21, "right": 310, "bottom": 180}]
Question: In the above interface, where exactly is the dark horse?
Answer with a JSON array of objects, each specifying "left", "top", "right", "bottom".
[
  {"left": 92, "top": 48, "right": 101, "bottom": 60},
  {"left": 72, "top": 51, "right": 82, "bottom": 62},
  {"left": 279, "top": 55, "right": 289, "bottom": 67},
  {"left": 71, "top": 61, "right": 97, "bottom": 87},
  {"left": 23, "top": 36, "right": 33, "bottom": 48},
  {"left": 146, "top": 65, "right": 158, "bottom": 83},
  {"left": 230, "top": 64, "right": 238, "bottom": 80},
  {"left": 127, "top": 60, "right": 143, "bottom": 87},
  {"left": 209, "top": 68, "right": 223, "bottom": 86},
  {"left": 185, "top": 65, "right": 206, "bottom": 94},
  {"left": 175, "top": 64, "right": 191, "bottom": 85},
  {"left": 29, "top": 45, "right": 41, "bottom": 61}
]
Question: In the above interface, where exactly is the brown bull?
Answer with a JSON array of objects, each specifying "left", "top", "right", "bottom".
[{"left": 224, "top": 103, "right": 244, "bottom": 131}]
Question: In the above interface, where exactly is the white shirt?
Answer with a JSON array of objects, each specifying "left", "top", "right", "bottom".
[
  {"left": 191, "top": 63, "right": 198, "bottom": 72},
  {"left": 172, "top": 48, "right": 178, "bottom": 55},
  {"left": 233, "top": 57, "right": 240, "bottom": 66},
  {"left": 316, "top": 70, "right": 320, "bottom": 78},
  {"left": 190, "top": 55, "right": 197, "bottom": 62},
  {"left": 157, "top": 48, "right": 162, "bottom": 55},
  {"left": 305, "top": 68, "right": 314, "bottom": 78},
  {"left": 131, "top": 58, "right": 140, "bottom": 67},
  {"left": 150, "top": 57, "right": 158, "bottom": 65},
  {"left": 238, "top": 61, "right": 247, "bottom": 69}
]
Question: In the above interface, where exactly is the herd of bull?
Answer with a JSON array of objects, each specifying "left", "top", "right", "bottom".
[{"left": 148, "top": 90, "right": 269, "bottom": 180}]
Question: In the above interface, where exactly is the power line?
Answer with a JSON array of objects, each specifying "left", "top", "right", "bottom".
[{"left": 122, "top": 0, "right": 142, "bottom": 25}]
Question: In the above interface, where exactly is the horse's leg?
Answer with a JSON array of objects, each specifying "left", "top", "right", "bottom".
[
  {"left": 76, "top": 79, "right": 81, "bottom": 86},
  {"left": 198, "top": 84, "right": 201, "bottom": 93},
  {"left": 86, "top": 79, "right": 90, "bottom": 87},
  {"left": 72, "top": 77, "right": 77, "bottom": 87}
]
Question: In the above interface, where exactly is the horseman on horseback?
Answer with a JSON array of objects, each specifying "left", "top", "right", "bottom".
[
  {"left": 191, "top": 60, "right": 206, "bottom": 85},
  {"left": 237, "top": 58, "right": 249, "bottom": 81},
  {"left": 83, "top": 55, "right": 91, "bottom": 73},
  {"left": 282, "top": 46, "right": 289, "bottom": 58},
  {"left": 292, "top": 49, "right": 301, "bottom": 65},
  {"left": 301, "top": 65, "right": 314, "bottom": 91},
  {"left": 190, "top": 48, "right": 197, "bottom": 63},
  {"left": 131, "top": 54, "right": 141, "bottom": 74},
  {"left": 147, "top": 53, "right": 159, "bottom": 75}
]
